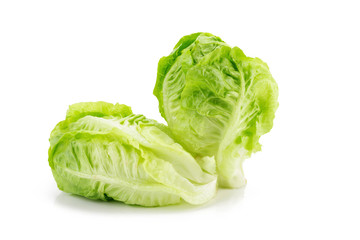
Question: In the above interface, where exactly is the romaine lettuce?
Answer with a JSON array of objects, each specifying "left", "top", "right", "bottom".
[
  {"left": 154, "top": 33, "right": 279, "bottom": 188},
  {"left": 49, "top": 102, "right": 217, "bottom": 206}
]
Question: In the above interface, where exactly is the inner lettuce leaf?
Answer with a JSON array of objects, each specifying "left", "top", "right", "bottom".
[
  {"left": 49, "top": 102, "right": 217, "bottom": 206},
  {"left": 154, "top": 33, "right": 279, "bottom": 188}
]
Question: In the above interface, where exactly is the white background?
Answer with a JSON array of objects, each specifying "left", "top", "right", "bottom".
[{"left": 1, "top": 0, "right": 359, "bottom": 239}]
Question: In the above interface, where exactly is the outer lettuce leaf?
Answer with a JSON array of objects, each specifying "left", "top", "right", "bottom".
[
  {"left": 49, "top": 102, "right": 216, "bottom": 206},
  {"left": 154, "top": 33, "right": 279, "bottom": 188}
]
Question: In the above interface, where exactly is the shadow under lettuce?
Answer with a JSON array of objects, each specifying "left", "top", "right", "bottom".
[{"left": 54, "top": 187, "right": 245, "bottom": 214}]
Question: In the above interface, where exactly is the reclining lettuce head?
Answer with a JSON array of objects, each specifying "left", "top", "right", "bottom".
[
  {"left": 154, "top": 33, "right": 279, "bottom": 188},
  {"left": 49, "top": 102, "right": 217, "bottom": 206}
]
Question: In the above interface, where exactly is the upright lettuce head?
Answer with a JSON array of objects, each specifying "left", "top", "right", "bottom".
[
  {"left": 154, "top": 33, "right": 279, "bottom": 188},
  {"left": 49, "top": 102, "right": 216, "bottom": 206}
]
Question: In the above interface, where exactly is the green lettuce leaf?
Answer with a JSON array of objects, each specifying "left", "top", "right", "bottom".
[
  {"left": 49, "top": 102, "right": 216, "bottom": 206},
  {"left": 154, "top": 33, "right": 279, "bottom": 188}
]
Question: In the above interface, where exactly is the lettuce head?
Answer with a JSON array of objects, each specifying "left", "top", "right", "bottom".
[
  {"left": 154, "top": 33, "right": 279, "bottom": 188},
  {"left": 49, "top": 102, "right": 217, "bottom": 206}
]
